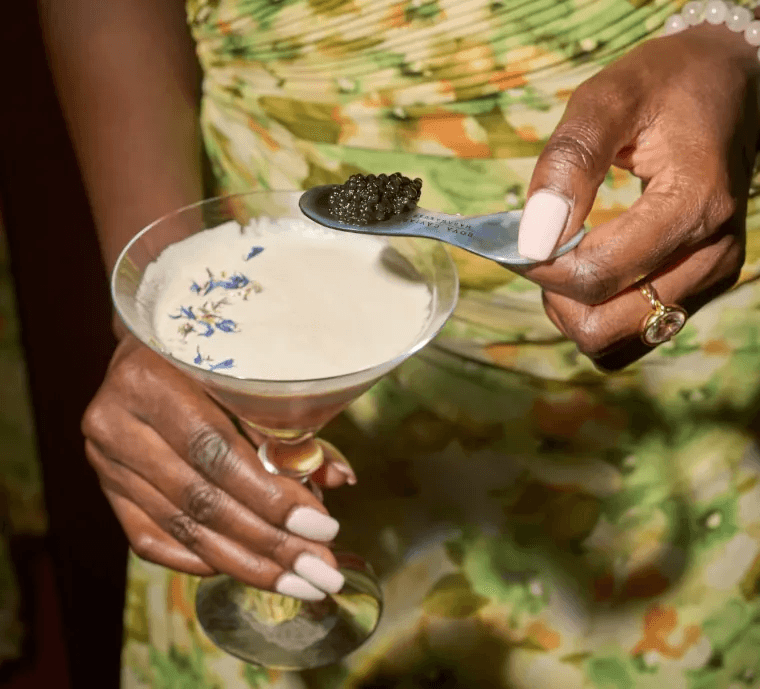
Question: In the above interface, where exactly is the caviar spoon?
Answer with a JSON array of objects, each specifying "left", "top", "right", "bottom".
[{"left": 299, "top": 184, "right": 584, "bottom": 267}]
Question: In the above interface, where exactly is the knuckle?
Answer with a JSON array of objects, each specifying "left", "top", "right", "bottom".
[
  {"left": 168, "top": 513, "right": 201, "bottom": 549},
  {"left": 183, "top": 482, "right": 224, "bottom": 526},
  {"left": 708, "top": 189, "right": 738, "bottom": 228},
  {"left": 575, "top": 333, "right": 609, "bottom": 358},
  {"left": 540, "top": 130, "right": 600, "bottom": 178},
  {"left": 187, "top": 428, "right": 238, "bottom": 479},
  {"left": 571, "top": 261, "right": 617, "bottom": 306},
  {"left": 111, "top": 350, "right": 167, "bottom": 413},
  {"left": 543, "top": 293, "right": 611, "bottom": 356},
  {"left": 81, "top": 398, "right": 113, "bottom": 443},
  {"left": 568, "top": 314, "right": 610, "bottom": 357},
  {"left": 571, "top": 73, "right": 627, "bottom": 114},
  {"left": 131, "top": 531, "right": 160, "bottom": 562},
  {"left": 262, "top": 484, "right": 285, "bottom": 512},
  {"left": 264, "top": 527, "right": 291, "bottom": 563},
  {"left": 112, "top": 351, "right": 149, "bottom": 390}
]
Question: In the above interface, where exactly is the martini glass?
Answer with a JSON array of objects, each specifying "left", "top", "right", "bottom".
[{"left": 110, "top": 190, "right": 458, "bottom": 669}]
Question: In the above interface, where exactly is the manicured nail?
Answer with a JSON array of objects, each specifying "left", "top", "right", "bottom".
[
  {"left": 293, "top": 553, "right": 345, "bottom": 594},
  {"left": 318, "top": 439, "right": 357, "bottom": 485},
  {"left": 332, "top": 461, "right": 358, "bottom": 486},
  {"left": 518, "top": 190, "right": 572, "bottom": 261},
  {"left": 285, "top": 506, "right": 340, "bottom": 542},
  {"left": 275, "top": 572, "right": 326, "bottom": 601}
]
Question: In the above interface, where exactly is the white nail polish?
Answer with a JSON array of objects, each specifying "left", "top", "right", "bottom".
[
  {"left": 275, "top": 572, "right": 326, "bottom": 601},
  {"left": 285, "top": 506, "right": 340, "bottom": 542},
  {"left": 518, "top": 190, "right": 572, "bottom": 261},
  {"left": 293, "top": 553, "right": 345, "bottom": 594},
  {"left": 317, "top": 439, "right": 357, "bottom": 485},
  {"left": 332, "top": 461, "right": 357, "bottom": 485}
]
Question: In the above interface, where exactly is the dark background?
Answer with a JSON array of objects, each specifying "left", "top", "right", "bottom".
[{"left": 0, "top": 2, "right": 127, "bottom": 687}]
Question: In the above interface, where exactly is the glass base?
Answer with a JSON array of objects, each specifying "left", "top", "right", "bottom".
[{"left": 195, "top": 556, "right": 382, "bottom": 670}]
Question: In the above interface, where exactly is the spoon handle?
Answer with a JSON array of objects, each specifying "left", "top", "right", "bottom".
[{"left": 377, "top": 209, "right": 528, "bottom": 264}]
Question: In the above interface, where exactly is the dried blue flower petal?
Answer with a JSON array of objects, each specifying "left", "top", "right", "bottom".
[
  {"left": 210, "top": 359, "right": 234, "bottom": 371},
  {"left": 216, "top": 319, "right": 238, "bottom": 333},
  {"left": 245, "top": 246, "right": 264, "bottom": 261},
  {"left": 190, "top": 281, "right": 202, "bottom": 294},
  {"left": 194, "top": 347, "right": 203, "bottom": 365},
  {"left": 199, "top": 322, "right": 215, "bottom": 337},
  {"left": 219, "top": 273, "right": 250, "bottom": 290},
  {"left": 170, "top": 306, "right": 196, "bottom": 320},
  {"left": 201, "top": 272, "right": 250, "bottom": 295}
]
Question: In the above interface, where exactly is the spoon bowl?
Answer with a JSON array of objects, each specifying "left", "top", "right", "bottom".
[{"left": 299, "top": 184, "right": 584, "bottom": 266}]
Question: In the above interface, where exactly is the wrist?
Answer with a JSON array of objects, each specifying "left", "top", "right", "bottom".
[
  {"left": 664, "top": 2, "right": 760, "bottom": 62},
  {"left": 663, "top": 2, "right": 760, "bottom": 146}
]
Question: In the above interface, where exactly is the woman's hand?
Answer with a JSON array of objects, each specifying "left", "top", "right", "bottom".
[
  {"left": 82, "top": 335, "right": 354, "bottom": 600},
  {"left": 516, "top": 21, "right": 760, "bottom": 370}
]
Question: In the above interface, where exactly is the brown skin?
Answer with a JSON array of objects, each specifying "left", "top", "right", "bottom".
[
  {"left": 39, "top": 0, "right": 350, "bottom": 586},
  {"left": 516, "top": 22, "right": 760, "bottom": 370},
  {"left": 83, "top": 337, "right": 347, "bottom": 586},
  {"left": 40, "top": 0, "right": 760, "bottom": 582}
]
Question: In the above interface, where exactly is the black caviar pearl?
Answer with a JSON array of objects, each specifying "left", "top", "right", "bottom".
[{"left": 327, "top": 172, "right": 423, "bottom": 225}]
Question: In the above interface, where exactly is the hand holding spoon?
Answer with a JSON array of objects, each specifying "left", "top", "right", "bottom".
[{"left": 299, "top": 184, "right": 584, "bottom": 267}]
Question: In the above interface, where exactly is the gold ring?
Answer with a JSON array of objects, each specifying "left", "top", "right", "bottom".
[{"left": 639, "top": 283, "right": 687, "bottom": 346}]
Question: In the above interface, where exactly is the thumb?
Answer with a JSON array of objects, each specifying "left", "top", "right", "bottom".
[{"left": 517, "top": 79, "right": 639, "bottom": 261}]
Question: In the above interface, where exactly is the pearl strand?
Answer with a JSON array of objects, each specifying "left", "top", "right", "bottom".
[{"left": 662, "top": 1, "right": 760, "bottom": 57}]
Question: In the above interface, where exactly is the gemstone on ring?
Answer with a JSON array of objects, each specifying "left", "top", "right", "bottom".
[
  {"left": 639, "top": 283, "right": 687, "bottom": 346},
  {"left": 642, "top": 308, "right": 687, "bottom": 345}
]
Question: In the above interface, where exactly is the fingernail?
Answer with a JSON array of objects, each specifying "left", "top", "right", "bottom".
[
  {"left": 333, "top": 462, "right": 358, "bottom": 486},
  {"left": 275, "top": 572, "right": 326, "bottom": 601},
  {"left": 285, "top": 506, "right": 340, "bottom": 542},
  {"left": 318, "top": 439, "right": 357, "bottom": 485},
  {"left": 293, "top": 553, "right": 345, "bottom": 594},
  {"left": 518, "top": 190, "right": 572, "bottom": 261}
]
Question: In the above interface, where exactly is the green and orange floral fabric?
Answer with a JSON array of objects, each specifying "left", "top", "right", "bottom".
[{"left": 122, "top": 1, "right": 760, "bottom": 687}]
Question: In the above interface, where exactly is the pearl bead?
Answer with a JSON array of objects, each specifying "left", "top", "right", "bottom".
[
  {"left": 663, "top": 14, "right": 687, "bottom": 35},
  {"left": 746, "top": 20, "right": 760, "bottom": 45},
  {"left": 705, "top": 0, "right": 728, "bottom": 24},
  {"left": 681, "top": 1, "right": 704, "bottom": 25},
  {"left": 726, "top": 5, "right": 752, "bottom": 31}
]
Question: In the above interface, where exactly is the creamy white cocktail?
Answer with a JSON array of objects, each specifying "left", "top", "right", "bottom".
[{"left": 139, "top": 217, "right": 433, "bottom": 381}]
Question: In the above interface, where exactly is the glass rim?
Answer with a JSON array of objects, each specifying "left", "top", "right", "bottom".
[{"left": 110, "top": 189, "right": 459, "bottom": 389}]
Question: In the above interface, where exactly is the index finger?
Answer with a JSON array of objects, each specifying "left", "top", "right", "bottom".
[{"left": 518, "top": 164, "right": 739, "bottom": 305}]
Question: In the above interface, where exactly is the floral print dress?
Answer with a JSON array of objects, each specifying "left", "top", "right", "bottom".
[{"left": 122, "top": 1, "right": 760, "bottom": 687}]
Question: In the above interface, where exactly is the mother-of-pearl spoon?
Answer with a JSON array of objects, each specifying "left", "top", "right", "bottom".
[{"left": 299, "top": 185, "right": 583, "bottom": 266}]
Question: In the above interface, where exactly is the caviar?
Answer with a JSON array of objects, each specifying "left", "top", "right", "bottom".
[{"left": 327, "top": 173, "right": 423, "bottom": 225}]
